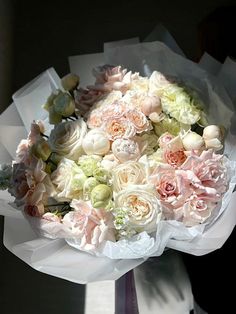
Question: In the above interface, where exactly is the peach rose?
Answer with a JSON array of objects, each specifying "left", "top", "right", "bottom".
[
  {"left": 164, "top": 149, "right": 187, "bottom": 168},
  {"left": 126, "top": 109, "right": 151, "bottom": 133},
  {"left": 104, "top": 118, "right": 136, "bottom": 140}
]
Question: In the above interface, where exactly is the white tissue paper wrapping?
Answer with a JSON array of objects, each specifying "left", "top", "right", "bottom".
[{"left": 1, "top": 35, "right": 236, "bottom": 283}]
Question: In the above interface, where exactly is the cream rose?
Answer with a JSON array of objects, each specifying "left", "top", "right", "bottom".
[
  {"left": 112, "top": 161, "right": 147, "bottom": 192},
  {"left": 49, "top": 119, "right": 87, "bottom": 160},
  {"left": 51, "top": 158, "right": 87, "bottom": 200},
  {"left": 114, "top": 185, "right": 162, "bottom": 234}
]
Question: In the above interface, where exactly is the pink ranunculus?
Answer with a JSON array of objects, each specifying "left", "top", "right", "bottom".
[
  {"left": 158, "top": 132, "right": 175, "bottom": 148},
  {"left": 149, "top": 164, "right": 194, "bottom": 211},
  {"left": 125, "top": 109, "right": 151, "bottom": 133},
  {"left": 181, "top": 149, "right": 228, "bottom": 194},
  {"left": 104, "top": 117, "right": 136, "bottom": 141},
  {"left": 164, "top": 149, "right": 187, "bottom": 168},
  {"left": 62, "top": 200, "right": 114, "bottom": 250},
  {"left": 174, "top": 196, "right": 216, "bottom": 226}
]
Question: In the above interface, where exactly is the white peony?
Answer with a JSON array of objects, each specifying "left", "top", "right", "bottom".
[{"left": 82, "top": 129, "right": 110, "bottom": 156}]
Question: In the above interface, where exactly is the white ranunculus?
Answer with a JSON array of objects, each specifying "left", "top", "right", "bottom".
[
  {"left": 49, "top": 118, "right": 87, "bottom": 161},
  {"left": 114, "top": 185, "right": 162, "bottom": 234},
  {"left": 112, "top": 161, "right": 147, "bottom": 192},
  {"left": 82, "top": 129, "right": 110, "bottom": 155},
  {"left": 51, "top": 158, "right": 87, "bottom": 200}
]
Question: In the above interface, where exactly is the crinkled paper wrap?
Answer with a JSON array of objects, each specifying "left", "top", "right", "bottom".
[{"left": 1, "top": 40, "right": 236, "bottom": 283}]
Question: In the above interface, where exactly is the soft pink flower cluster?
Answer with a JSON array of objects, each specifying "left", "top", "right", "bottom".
[{"left": 4, "top": 65, "right": 230, "bottom": 255}]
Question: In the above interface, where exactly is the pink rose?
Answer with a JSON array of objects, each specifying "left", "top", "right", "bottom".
[
  {"left": 62, "top": 200, "right": 114, "bottom": 250},
  {"left": 158, "top": 132, "right": 175, "bottom": 148},
  {"left": 101, "top": 102, "right": 126, "bottom": 121},
  {"left": 75, "top": 88, "right": 103, "bottom": 115},
  {"left": 104, "top": 117, "right": 136, "bottom": 140},
  {"left": 164, "top": 149, "right": 187, "bottom": 168},
  {"left": 88, "top": 65, "right": 134, "bottom": 94},
  {"left": 149, "top": 164, "right": 193, "bottom": 211},
  {"left": 87, "top": 109, "right": 103, "bottom": 129},
  {"left": 181, "top": 150, "right": 228, "bottom": 194},
  {"left": 126, "top": 109, "right": 151, "bottom": 133},
  {"left": 174, "top": 196, "right": 216, "bottom": 226}
]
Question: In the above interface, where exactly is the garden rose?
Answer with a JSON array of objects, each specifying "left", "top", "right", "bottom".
[
  {"left": 104, "top": 117, "right": 136, "bottom": 140},
  {"left": 114, "top": 185, "right": 162, "bottom": 234},
  {"left": 126, "top": 109, "right": 151, "bottom": 133},
  {"left": 112, "top": 161, "right": 147, "bottom": 192},
  {"left": 49, "top": 119, "right": 87, "bottom": 160}
]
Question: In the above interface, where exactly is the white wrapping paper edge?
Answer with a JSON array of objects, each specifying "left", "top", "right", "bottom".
[{"left": 1, "top": 36, "right": 236, "bottom": 283}]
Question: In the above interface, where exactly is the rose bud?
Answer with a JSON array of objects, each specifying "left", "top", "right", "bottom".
[
  {"left": 141, "top": 95, "right": 162, "bottom": 116},
  {"left": 49, "top": 106, "right": 62, "bottom": 125},
  {"left": 53, "top": 93, "right": 75, "bottom": 117},
  {"left": 31, "top": 138, "right": 52, "bottom": 161},
  {"left": 203, "top": 125, "right": 223, "bottom": 151},
  {"left": 61, "top": 73, "right": 80, "bottom": 91},
  {"left": 91, "top": 184, "right": 112, "bottom": 208},
  {"left": 182, "top": 132, "right": 205, "bottom": 151}
]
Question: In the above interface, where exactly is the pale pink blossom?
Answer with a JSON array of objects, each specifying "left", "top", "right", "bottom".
[
  {"left": 42, "top": 212, "right": 61, "bottom": 223},
  {"left": 75, "top": 88, "right": 103, "bottom": 115},
  {"left": 62, "top": 199, "right": 115, "bottom": 250},
  {"left": 126, "top": 109, "right": 151, "bottom": 133},
  {"left": 181, "top": 150, "right": 228, "bottom": 194},
  {"left": 101, "top": 102, "right": 126, "bottom": 121},
  {"left": 15, "top": 139, "right": 31, "bottom": 165},
  {"left": 88, "top": 65, "right": 135, "bottom": 94},
  {"left": 87, "top": 109, "right": 103, "bottom": 129},
  {"left": 104, "top": 117, "right": 136, "bottom": 140},
  {"left": 164, "top": 149, "right": 187, "bottom": 168},
  {"left": 112, "top": 138, "right": 141, "bottom": 162},
  {"left": 141, "top": 95, "right": 162, "bottom": 116},
  {"left": 9, "top": 157, "right": 55, "bottom": 210},
  {"left": 174, "top": 196, "right": 216, "bottom": 226},
  {"left": 158, "top": 132, "right": 175, "bottom": 148}
]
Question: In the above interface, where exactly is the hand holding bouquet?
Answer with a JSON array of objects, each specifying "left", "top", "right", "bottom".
[{"left": 1, "top": 64, "right": 234, "bottom": 260}]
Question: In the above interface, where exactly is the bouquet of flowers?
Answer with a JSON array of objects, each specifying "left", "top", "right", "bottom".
[{"left": 1, "top": 63, "right": 235, "bottom": 261}]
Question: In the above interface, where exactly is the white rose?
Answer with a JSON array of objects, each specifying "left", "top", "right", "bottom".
[
  {"left": 112, "top": 161, "right": 147, "bottom": 192},
  {"left": 82, "top": 128, "right": 110, "bottom": 155},
  {"left": 49, "top": 118, "right": 87, "bottom": 161},
  {"left": 114, "top": 185, "right": 162, "bottom": 234},
  {"left": 51, "top": 158, "right": 87, "bottom": 200}
]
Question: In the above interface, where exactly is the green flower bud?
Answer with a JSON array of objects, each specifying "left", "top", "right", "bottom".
[
  {"left": 49, "top": 105, "right": 62, "bottom": 125},
  {"left": 91, "top": 184, "right": 112, "bottom": 208},
  {"left": 61, "top": 73, "right": 80, "bottom": 91},
  {"left": 71, "top": 167, "right": 87, "bottom": 191},
  {"left": 31, "top": 138, "right": 52, "bottom": 161},
  {"left": 83, "top": 177, "right": 99, "bottom": 200},
  {"left": 53, "top": 93, "right": 75, "bottom": 117},
  {"left": 43, "top": 92, "right": 58, "bottom": 111}
]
